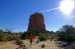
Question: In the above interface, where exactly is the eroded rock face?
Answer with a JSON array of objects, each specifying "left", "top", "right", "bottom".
[{"left": 27, "top": 12, "right": 46, "bottom": 32}]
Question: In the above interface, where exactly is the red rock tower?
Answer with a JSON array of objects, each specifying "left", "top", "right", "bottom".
[{"left": 28, "top": 12, "right": 46, "bottom": 32}]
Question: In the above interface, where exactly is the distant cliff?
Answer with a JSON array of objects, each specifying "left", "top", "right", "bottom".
[{"left": 27, "top": 12, "right": 46, "bottom": 32}]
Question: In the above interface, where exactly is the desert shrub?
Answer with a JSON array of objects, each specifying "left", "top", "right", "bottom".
[
  {"left": 56, "top": 32, "right": 75, "bottom": 42},
  {"left": 15, "top": 40, "right": 23, "bottom": 45},
  {"left": 20, "top": 32, "right": 27, "bottom": 40},
  {"left": 41, "top": 44, "right": 45, "bottom": 48},
  {"left": 55, "top": 25, "right": 75, "bottom": 42},
  {"left": 27, "top": 31, "right": 40, "bottom": 36},
  {"left": 0, "top": 32, "right": 8, "bottom": 42},
  {"left": 38, "top": 35, "right": 46, "bottom": 41}
]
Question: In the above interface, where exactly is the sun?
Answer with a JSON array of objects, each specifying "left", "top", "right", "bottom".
[{"left": 59, "top": 0, "right": 74, "bottom": 16}]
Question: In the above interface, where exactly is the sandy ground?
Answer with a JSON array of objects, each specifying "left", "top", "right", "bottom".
[
  {"left": 0, "top": 41, "right": 18, "bottom": 49},
  {"left": 0, "top": 39, "right": 61, "bottom": 49}
]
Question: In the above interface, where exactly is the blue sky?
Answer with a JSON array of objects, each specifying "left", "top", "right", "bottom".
[{"left": 0, "top": 0, "right": 75, "bottom": 32}]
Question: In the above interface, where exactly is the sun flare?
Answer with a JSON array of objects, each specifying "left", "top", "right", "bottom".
[{"left": 59, "top": 0, "right": 74, "bottom": 15}]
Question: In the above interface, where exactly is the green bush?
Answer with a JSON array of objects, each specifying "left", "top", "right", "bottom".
[
  {"left": 15, "top": 40, "right": 23, "bottom": 45},
  {"left": 20, "top": 33, "right": 27, "bottom": 40},
  {"left": 38, "top": 35, "right": 46, "bottom": 41},
  {"left": 27, "top": 31, "right": 39, "bottom": 36},
  {"left": 55, "top": 25, "right": 75, "bottom": 42},
  {"left": 0, "top": 32, "right": 8, "bottom": 42},
  {"left": 56, "top": 32, "right": 75, "bottom": 42}
]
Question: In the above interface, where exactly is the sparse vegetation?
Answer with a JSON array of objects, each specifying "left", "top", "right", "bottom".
[
  {"left": 27, "top": 31, "right": 39, "bottom": 36},
  {"left": 15, "top": 40, "right": 23, "bottom": 45},
  {"left": 55, "top": 25, "right": 75, "bottom": 42},
  {"left": 52, "top": 25, "right": 75, "bottom": 49},
  {"left": 0, "top": 29, "right": 8, "bottom": 42},
  {"left": 38, "top": 35, "right": 47, "bottom": 41},
  {"left": 20, "top": 32, "right": 27, "bottom": 40}
]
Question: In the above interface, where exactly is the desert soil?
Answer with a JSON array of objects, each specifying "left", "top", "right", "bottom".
[{"left": 0, "top": 39, "right": 61, "bottom": 49}]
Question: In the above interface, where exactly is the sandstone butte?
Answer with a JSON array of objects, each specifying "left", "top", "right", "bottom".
[{"left": 27, "top": 12, "right": 46, "bottom": 33}]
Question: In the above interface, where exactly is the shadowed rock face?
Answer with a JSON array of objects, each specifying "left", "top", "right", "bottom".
[{"left": 27, "top": 12, "right": 46, "bottom": 32}]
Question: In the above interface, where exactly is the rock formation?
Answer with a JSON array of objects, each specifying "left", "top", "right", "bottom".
[{"left": 27, "top": 12, "right": 46, "bottom": 32}]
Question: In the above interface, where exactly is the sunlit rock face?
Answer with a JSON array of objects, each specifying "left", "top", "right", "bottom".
[{"left": 28, "top": 12, "right": 46, "bottom": 32}]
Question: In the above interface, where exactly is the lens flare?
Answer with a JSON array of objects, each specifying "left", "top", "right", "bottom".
[{"left": 59, "top": 0, "right": 74, "bottom": 15}]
